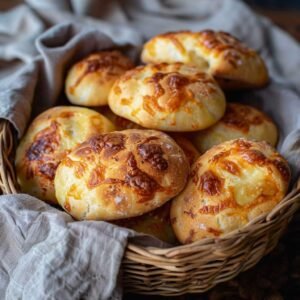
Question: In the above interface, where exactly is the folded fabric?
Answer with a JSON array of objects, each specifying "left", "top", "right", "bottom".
[{"left": 0, "top": 194, "right": 132, "bottom": 300}]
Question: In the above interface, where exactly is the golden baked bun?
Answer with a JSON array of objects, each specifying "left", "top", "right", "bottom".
[
  {"left": 98, "top": 106, "right": 143, "bottom": 130},
  {"left": 171, "top": 139, "right": 290, "bottom": 244},
  {"left": 170, "top": 134, "right": 200, "bottom": 166},
  {"left": 95, "top": 108, "right": 200, "bottom": 165},
  {"left": 192, "top": 103, "right": 278, "bottom": 153},
  {"left": 141, "top": 30, "right": 269, "bottom": 89},
  {"left": 65, "top": 51, "right": 134, "bottom": 106},
  {"left": 97, "top": 107, "right": 200, "bottom": 165},
  {"left": 108, "top": 63, "right": 226, "bottom": 131},
  {"left": 114, "top": 202, "right": 177, "bottom": 244},
  {"left": 15, "top": 106, "right": 115, "bottom": 205},
  {"left": 55, "top": 129, "right": 190, "bottom": 220}
]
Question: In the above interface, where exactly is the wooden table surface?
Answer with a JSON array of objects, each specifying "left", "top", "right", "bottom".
[{"left": 124, "top": 9, "right": 300, "bottom": 300}]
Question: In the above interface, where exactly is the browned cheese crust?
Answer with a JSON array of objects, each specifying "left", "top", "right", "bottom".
[
  {"left": 141, "top": 30, "right": 269, "bottom": 89},
  {"left": 108, "top": 63, "right": 226, "bottom": 131},
  {"left": 15, "top": 106, "right": 115, "bottom": 204},
  {"left": 171, "top": 139, "right": 290, "bottom": 244},
  {"left": 55, "top": 129, "right": 190, "bottom": 220},
  {"left": 192, "top": 103, "right": 278, "bottom": 153},
  {"left": 66, "top": 51, "right": 134, "bottom": 106}
]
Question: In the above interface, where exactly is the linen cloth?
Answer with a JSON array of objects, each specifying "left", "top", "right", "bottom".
[{"left": 0, "top": 0, "right": 300, "bottom": 299}]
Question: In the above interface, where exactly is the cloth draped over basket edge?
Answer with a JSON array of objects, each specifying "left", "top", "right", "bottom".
[{"left": 0, "top": 0, "right": 300, "bottom": 299}]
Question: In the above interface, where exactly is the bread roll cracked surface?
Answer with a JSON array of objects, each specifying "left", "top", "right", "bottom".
[
  {"left": 171, "top": 139, "right": 290, "bottom": 244},
  {"left": 192, "top": 103, "right": 278, "bottom": 153},
  {"left": 55, "top": 129, "right": 190, "bottom": 220},
  {"left": 65, "top": 51, "right": 134, "bottom": 106},
  {"left": 141, "top": 30, "right": 268, "bottom": 89},
  {"left": 15, "top": 106, "right": 115, "bottom": 204},
  {"left": 108, "top": 63, "right": 226, "bottom": 131}
]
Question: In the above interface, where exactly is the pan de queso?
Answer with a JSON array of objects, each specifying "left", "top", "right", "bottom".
[
  {"left": 113, "top": 201, "right": 177, "bottom": 244},
  {"left": 15, "top": 106, "right": 115, "bottom": 205},
  {"left": 192, "top": 103, "right": 278, "bottom": 153},
  {"left": 65, "top": 51, "right": 134, "bottom": 106},
  {"left": 108, "top": 63, "right": 226, "bottom": 131},
  {"left": 98, "top": 106, "right": 143, "bottom": 130},
  {"left": 170, "top": 134, "right": 200, "bottom": 166},
  {"left": 171, "top": 139, "right": 290, "bottom": 244},
  {"left": 54, "top": 129, "right": 190, "bottom": 220},
  {"left": 141, "top": 30, "right": 268, "bottom": 89},
  {"left": 97, "top": 108, "right": 200, "bottom": 165}
]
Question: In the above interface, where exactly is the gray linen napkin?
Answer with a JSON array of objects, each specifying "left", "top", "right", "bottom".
[
  {"left": 0, "top": 1, "right": 300, "bottom": 299},
  {"left": 1, "top": 194, "right": 130, "bottom": 300}
]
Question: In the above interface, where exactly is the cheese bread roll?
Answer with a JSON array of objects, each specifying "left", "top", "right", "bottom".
[
  {"left": 192, "top": 103, "right": 278, "bottom": 153},
  {"left": 108, "top": 63, "right": 226, "bottom": 131},
  {"left": 55, "top": 129, "right": 190, "bottom": 220},
  {"left": 66, "top": 51, "right": 134, "bottom": 106},
  {"left": 171, "top": 139, "right": 290, "bottom": 243},
  {"left": 15, "top": 106, "right": 115, "bottom": 204},
  {"left": 141, "top": 30, "right": 268, "bottom": 89}
]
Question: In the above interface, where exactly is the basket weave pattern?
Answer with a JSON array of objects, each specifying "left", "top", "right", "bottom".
[{"left": 0, "top": 119, "right": 299, "bottom": 296}]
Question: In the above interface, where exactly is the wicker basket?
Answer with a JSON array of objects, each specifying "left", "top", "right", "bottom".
[{"left": 1, "top": 118, "right": 300, "bottom": 296}]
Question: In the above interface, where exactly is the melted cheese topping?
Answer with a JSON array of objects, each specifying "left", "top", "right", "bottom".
[
  {"left": 55, "top": 129, "right": 190, "bottom": 221},
  {"left": 141, "top": 30, "right": 269, "bottom": 89},
  {"left": 66, "top": 51, "right": 134, "bottom": 106},
  {"left": 171, "top": 138, "right": 290, "bottom": 244},
  {"left": 192, "top": 103, "right": 278, "bottom": 153},
  {"left": 108, "top": 63, "right": 226, "bottom": 131},
  {"left": 15, "top": 106, "right": 115, "bottom": 204}
]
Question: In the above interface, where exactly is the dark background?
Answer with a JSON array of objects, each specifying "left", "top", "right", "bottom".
[
  {"left": 246, "top": 0, "right": 300, "bottom": 9},
  {"left": 246, "top": 0, "right": 300, "bottom": 41}
]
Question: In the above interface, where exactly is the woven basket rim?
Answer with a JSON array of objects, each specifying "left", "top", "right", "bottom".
[
  {"left": 3, "top": 117, "right": 300, "bottom": 295},
  {"left": 1, "top": 118, "right": 300, "bottom": 257}
]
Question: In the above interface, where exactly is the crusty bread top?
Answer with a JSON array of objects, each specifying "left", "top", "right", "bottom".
[
  {"left": 15, "top": 106, "right": 115, "bottom": 204},
  {"left": 108, "top": 62, "right": 226, "bottom": 131},
  {"left": 171, "top": 139, "right": 290, "bottom": 243},
  {"left": 55, "top": 129, "right": 190, "bottom": 220},
  {"left": 192, "top": 103, "right": 278, "bottom": 153},
  {"left": 66, "top": 51, "right": 134, "bottom": 106},
  {"left": 141, "top": 30, "right": 269, "bottom": 89}
]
